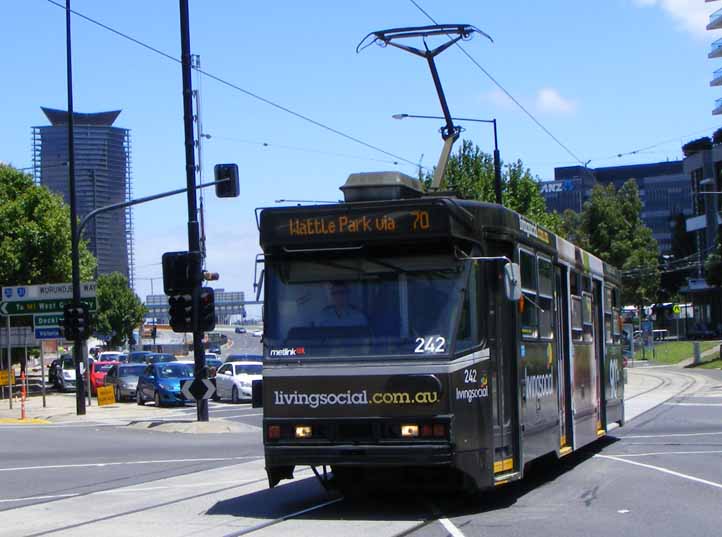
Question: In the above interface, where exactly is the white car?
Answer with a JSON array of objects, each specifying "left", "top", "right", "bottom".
[
  {"left": 215, "top": 361, "right": 262, "bottom": 403},
  {"left": 251, "top": 330, "right": 263, "bottom": 337}
]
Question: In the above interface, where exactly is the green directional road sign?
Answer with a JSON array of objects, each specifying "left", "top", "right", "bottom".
[
  {"left": 0, "top": 297, "right": 96, "bottom": 316},
  {"left": 34, "top": 313, "right": 65, "bottom": 327}
]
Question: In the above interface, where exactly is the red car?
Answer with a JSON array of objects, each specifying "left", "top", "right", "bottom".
[{"left": 88, "top": 360, "right": 120, "bottom": 394}]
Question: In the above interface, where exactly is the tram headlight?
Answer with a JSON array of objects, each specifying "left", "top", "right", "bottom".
[
  {"left": 401, "top": 424, "right": 419, "bottom": 438},
  {"left": 295, "top": 425, "right": 312, "bottom": 438}
]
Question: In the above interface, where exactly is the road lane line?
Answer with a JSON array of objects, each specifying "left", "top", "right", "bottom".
[
  {"left": 663, "top": 403, "right": 722, "bottom": 407},
  {"left": 0, "top": 455, "right": 261, "bottom": 473},
  {"left": 219, "top": 413, "right": 263, "bottom": 419},
  {"left": 0, "top": 493, "right": 80, "bottom": 504},
  {"left": 596, "top": 454, "right": 722, "bottom": 490},
  {"left": 610, "top": 450, "right": 722, "bottom": 457},
  {"left": 622, "top": 431, "right": 722, "bottom": 438},
  {"left": 221, "top": 496, "right": 345, "bottom": 537},
  {"left": 439, "top": 517, "right": 467, "bottom": 537}
]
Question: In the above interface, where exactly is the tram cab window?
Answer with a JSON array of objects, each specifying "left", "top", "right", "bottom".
[
  {"left": 264, "top": 253, "right": 478, "bottom": 359},
  {"left": 456, "top": 262, "right": 482, "bottom": 353},
  {"left": 520, "top": 250, "right": 538, "bottom": 338}
]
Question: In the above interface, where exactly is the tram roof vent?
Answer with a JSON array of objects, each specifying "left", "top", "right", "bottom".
[{"left": 340, "top": 171, "right": 424, "bottom": 202}]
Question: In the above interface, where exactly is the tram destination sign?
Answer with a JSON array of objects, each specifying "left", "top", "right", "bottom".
[
  {"left": 262, "top": 205, "right": 452, "bottom": 244},
  {"left": 0, "top": 297, "right": 97, "bottom": 316}
]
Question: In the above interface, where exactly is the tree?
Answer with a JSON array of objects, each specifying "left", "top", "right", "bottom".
[
  {"left": 95, "top": 272, "right": 147, "bottom": 347},
  {"left": 0, "top": 164, "right": 96, "bottom": 286},
  {"left": 704, "top": 229, "right": 722, "bottom": 287},
  {"left": 425, "top": 139, "right": 563, "bottom": 233},
  {"left": 569, "top": 180, "right": 659, "bottom": 305}
]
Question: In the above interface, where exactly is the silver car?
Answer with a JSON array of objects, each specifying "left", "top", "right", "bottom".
[{"left": 104, "top": 364, "right": 146, "bottom": 402}]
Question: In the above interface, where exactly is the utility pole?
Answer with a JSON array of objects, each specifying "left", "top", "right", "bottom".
[
  {"left": 192, "top": 54, "right": 207, "bottom": 265},
  {"left": 65, "top": 0, "right": 85, "bottom": 415},
  {"left": 179, "top": 0, "right": 208, "bottom": 421}
]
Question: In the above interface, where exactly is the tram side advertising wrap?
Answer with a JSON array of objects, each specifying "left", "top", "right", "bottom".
[{"left": 263, "top": 373, "right": 449, "bottom": 418}]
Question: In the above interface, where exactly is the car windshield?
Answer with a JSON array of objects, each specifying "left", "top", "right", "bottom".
[
  {"left": 265, "top": 253, "right": 474, "bottom": 359},
  {"left": 62, "top": 358, "right": 75, "bottom": 370},
  {"left": 157, "top": 364, "right": 194, "bottom": 378},
  {"left": 128, "top": 353, "right": 151, "bottom": 363},
  {"left": 119, "top": 365, "right": 145, "bottom": 377},
  {"left": 152, "top": 354, "right": 176, "bottom": 362},
  {"left": 206, "top": 359, "right": 222, "bottom": 369},
  {"left": 235, "top": 364, "right": 262, "bottom": 375},
  {"left": 96, "top": 364, "right": 114, "bottom": 372}
]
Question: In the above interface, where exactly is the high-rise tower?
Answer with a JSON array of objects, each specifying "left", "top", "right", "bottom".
[{"left": 32, "top": 107, "right": 135, "bottom": 287}]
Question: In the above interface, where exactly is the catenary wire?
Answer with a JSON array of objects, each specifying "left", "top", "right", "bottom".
[
  {"left": 45, "top": 0, "right": 421, "bottom": 170},
  {"left": 408, "top": 0, "right": 586, "bottom": 166}
]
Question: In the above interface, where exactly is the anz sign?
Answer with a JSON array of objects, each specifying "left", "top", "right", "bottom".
[{"left": 540, "top": 180, "right": 574, "bottom": 194}]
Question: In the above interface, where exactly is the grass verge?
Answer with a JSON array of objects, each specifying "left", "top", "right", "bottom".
[{"left": 635, "top": 340, "right": 719, "bottom": 364}]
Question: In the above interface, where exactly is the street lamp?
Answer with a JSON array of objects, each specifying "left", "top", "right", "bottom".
[{"left": 393, "top": 113, "right": 503, "bottom": 204}]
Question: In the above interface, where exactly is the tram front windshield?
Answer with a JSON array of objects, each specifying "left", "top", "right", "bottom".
[{"left": 265, "top": 253, "right": 477, "bottom": 359}]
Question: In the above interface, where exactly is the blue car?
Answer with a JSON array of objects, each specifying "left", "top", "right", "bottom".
[{"left": 136, "top": 362, "right": 195, "bottom": 407}]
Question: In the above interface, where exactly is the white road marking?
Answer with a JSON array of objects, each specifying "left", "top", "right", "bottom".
[
  {"left": 439, "top": 517, "right": 467, "bottom": 537},
  {"left": 0, "top": 456, "right": 260, "bottom": 473},
  {"left": 623, "top": 431, "right": 722, "bottom": 439},
  {"left": 610, "top": 450, "right": 722, "bottom": 458},
  {"left": 220, "top": 413, "right": 263, "bottom": 419},
  {"left": 596, "top": 454, "right": 722, "bottom": 490},
  {"left": 0, "top": 478, "right": 260, "bottom": 504},
  {"left": 663, "top": 403, "right": 722, "bottom": 407}
]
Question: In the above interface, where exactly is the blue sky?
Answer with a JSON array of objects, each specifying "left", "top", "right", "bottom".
[{"left": 1, "top": 0, "right": 720, "bottom": 313}]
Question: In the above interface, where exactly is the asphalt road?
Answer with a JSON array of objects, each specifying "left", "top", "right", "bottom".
[{"left": 0, "top": 367, "right": 719, "bottom": 537}]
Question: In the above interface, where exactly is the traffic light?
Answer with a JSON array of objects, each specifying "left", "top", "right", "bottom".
[
  {"left": 162, "top": 251, "right": 201, "bottom": 294},
  {"left": 214, "top": 163, "right": 240, "bottom": 198},
  {"left": 199, "top": 287, "right": 216, "bottom": 332},
  {"left": 169, "top": 294, "right": 193, "bottom": 333},
  {"left": 62, "top": 303, "right": 91, "bottom": 340}
]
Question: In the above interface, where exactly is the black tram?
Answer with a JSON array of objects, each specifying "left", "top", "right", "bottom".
[{"left": 254, "top": 171, "right": 624, "bottom": 492}]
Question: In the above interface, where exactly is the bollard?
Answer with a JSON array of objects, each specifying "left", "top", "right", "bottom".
[
  {"left": 693, "top": 342, "right": 701, "bottom": 366},
  {"left": 20, "top": 371, "right": 26, "bottom": 420}
]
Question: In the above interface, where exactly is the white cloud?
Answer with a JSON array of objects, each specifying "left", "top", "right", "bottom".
[
  {"left": 535, "top": 88, "right": 577, "bottom": 114},
  {"left": 480, "top": 88, "right": 515, "bottom": 109},
  {"left": 632, "top": 0, "right": 715, "bottom": 38}
]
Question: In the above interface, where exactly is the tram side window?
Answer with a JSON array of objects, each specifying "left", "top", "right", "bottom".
[
  {"left": 582, "top": 292, "right": 593, "bottom": 343},
  {"left": 612, "top": 287, "right": 621, "bottom": 343},
  {"left": 538, "top": 258, "right": 554, "bottom": 339},
  {"left": 604, "top": 287, "right": 613, "bottom": 344},
  {"left": 520, "top": 250, "right": 538, "bottom": 338},
  {"left": 571, "top": 268, "right": 583, "bottom": 341},
  {"left": 571, "top": 296, "right": 583, "bottom": 341}
]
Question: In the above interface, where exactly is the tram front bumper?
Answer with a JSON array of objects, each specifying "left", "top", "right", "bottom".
[{"left": 265, "top": 443, "right": 453, "bottom": 467}]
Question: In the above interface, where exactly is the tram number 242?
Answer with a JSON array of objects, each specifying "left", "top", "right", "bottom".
[{"left": 414, "top": 336, "right": 446, "bottom": 354}]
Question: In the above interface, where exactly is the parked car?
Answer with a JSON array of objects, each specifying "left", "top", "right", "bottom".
[
  {"left": 147, "top": 353, "right": 177, "bottom": 364},
  {"left": 104, "top": 363, "right": 146, "bottom": 402},
  {"left": 87, "top": 359, "right": 119, "bottom": 394},
  {"left": 251, "top": 330, "right": 263, "bottom": 337},
  {"left": 54, "top": 355, "right": 82, "bottom": 392},
  {"left": 136, "top": 362, "right": 195, "bottom": 407},
  {"left": 214, "top": 361, "right": 262, "bottom": 403},
  {"left": 208, "top": 345, "right": 221, "bottom": 355},
  {"left": 225, "top": 354, "right": 263, "bottom": 363},
  {"left": 98, "top": 351, "right": 124, "bottom": 362},
  {"left": 234, "top": 327, "right": 246, "bottom": 334},
  {"left": 127, "top": 351, "right": 154, "bottom": 364}
]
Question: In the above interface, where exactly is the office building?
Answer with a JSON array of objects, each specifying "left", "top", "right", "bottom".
[
  {"left": 32, "top": 107, "right": 135, "bottom": 286},
  {"left": 542, "top": 161, "right": 691, "bottom": 254}
]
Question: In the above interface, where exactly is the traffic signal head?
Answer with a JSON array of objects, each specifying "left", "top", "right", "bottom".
[
  {"left": 214, "top": 163, "right": 240, "bottom": 198},
  {"left": 162, "top": 251, "right": 201, "bottom": 294},
  {"left": 199, "top": 287, "right": 216, "bottom": 332},
  {"left": 63, "top": 303, "right": 91, "bottom": 340},
  {"left": 168, "top": 294, "right": 193, "bottom": 333}
]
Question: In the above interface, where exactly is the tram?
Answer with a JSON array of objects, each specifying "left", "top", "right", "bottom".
[{"left": 253, "top": 170, "right": 624, "bottom": 492}]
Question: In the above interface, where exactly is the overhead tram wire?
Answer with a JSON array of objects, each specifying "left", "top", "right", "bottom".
[
  {"left": 408, "top": 0, "right": 586, "bottom": 166},
  {"left": 45, "top": 0, "right": 420, "bottom": 171}
]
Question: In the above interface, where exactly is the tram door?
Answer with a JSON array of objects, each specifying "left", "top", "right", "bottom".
[
  {"left": 490, "top": 261, "right": 519, "bottom": 476},
  {"left": 556, "top": 266, "right": 573, "bottom": 451},
  {"left": 593, "top": 279, "right": 606, "bottom": 433}
]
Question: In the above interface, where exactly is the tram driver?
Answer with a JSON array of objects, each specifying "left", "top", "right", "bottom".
[{"left": 317, "top": 281, "right": 368, "bottom": 327}]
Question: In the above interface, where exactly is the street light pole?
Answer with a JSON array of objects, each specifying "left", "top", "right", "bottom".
[
  {"left": 393, "top": 113, "right": 503, "bottom": 204},
  {"left": 65, "top": 0, "right": 85, "bottom": 416},
  {"left": 178, "top": 0, "right": 208, "bottom": 422}
]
